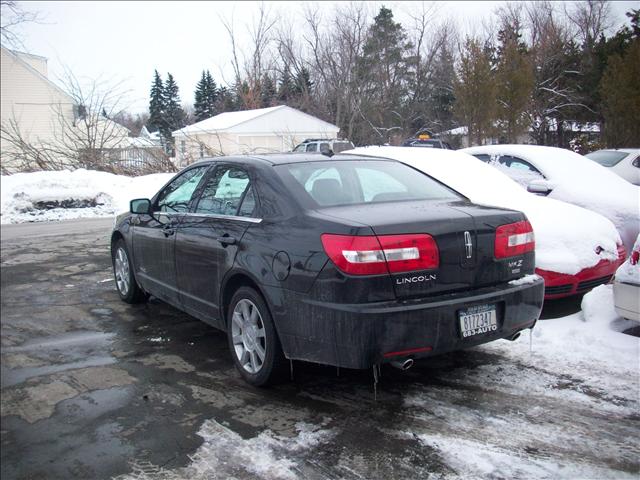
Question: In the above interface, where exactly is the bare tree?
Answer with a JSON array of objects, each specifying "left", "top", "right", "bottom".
[
  {"left": 565, "top": 0, "right": 612, "bottom": 48},
  {"left": 0, "top": 1, "right": 42, "bottom": 48}
]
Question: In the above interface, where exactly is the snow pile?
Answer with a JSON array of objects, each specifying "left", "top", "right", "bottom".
[
  {"left": 0, "top": 169, "right": 174, "bottom": 224},
  {"left": 117, "top": 419, "right": 335, "bottom": 480},
  {"left": 615, "top": 235, "right": 640, "bottom": 284},
  {"left": 508, "top": 273, "right": 542, "bottom": 286},
  {"left": 462, "top": 145, "right": 640, "bottom": 252},
  {"left": 347, "top": 146, "right": 621, "bottom": 275}
]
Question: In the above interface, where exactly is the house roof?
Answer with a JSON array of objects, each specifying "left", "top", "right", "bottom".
[{"left": 173, "top": 105, "right": 339, "bottom": 137}]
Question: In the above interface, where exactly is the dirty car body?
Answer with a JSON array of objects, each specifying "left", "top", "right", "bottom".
[{"left": 111, "top": 154, "right": 544, "bottom": 385}]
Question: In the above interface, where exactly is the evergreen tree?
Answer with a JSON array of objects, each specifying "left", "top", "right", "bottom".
[
  {"left": 204, "top": 70, "right": 218, "bottom": 117},
  {"left": 164, "top": 73, "right": 185, "bottom": 130},
  {"left": 278, "top": 68, "right": 295, "bottom": 103},
  {"left": 261, "top": 74, "right": 277, "bottom": 107},
  {"left": 600, "top": 14, "right": 640, "bottom": 147},
  {"left": 194, "top": 70, "right": 209, "bottom": 122},
  {"left": 148, "top": 70, "right": 164, "bottom": 133},
  {"left": 453, "top": 37, "right": 498, "bottom": 145},
  {"left": 357, "top": 6, "right": 414, "bottom": 144},
  {"left": 162, "top": 73, "right": 185, "bottom": 154},
  {"left": 495, "top": 21, "right": 534, "bottom": 142},
  {"left": 294, "top": 67, "right": 313, "bottom": 96}
]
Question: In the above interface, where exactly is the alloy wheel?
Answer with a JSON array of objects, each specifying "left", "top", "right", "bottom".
[
  {"left": 231, "top": 299, "right": 267, "bottom": 374},
  {"left": 114, "top": 247, "right": 130, "bottom": 296}
]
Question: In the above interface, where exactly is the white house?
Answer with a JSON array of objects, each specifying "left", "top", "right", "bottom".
[
  {"left": 0, "top": 46, "right": 138, "bottom": 173},
  {"left": 172, "top": 105, "right": 340, "bottom": 166}
]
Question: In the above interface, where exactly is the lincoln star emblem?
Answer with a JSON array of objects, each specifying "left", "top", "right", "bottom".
[{"left": 464, "top": 231, "right": 473, "bottom": 259}]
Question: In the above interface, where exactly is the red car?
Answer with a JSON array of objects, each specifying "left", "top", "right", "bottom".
[{"left": 537, "top": 244, "right": 626, "bottom": 299}]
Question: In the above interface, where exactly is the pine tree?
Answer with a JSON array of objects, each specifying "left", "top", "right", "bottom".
[
  {"left": 164, "top": 73, "right": 185, "bottom": 131},
  {"left": 495, "top": 22, "right": 534, "bottom": 142},
  {"left": 194, "top": 71, "right": 208, "bottom": 122},
  {"left": 453, "top": 37, "right": 498, "bottom": 146},
  {"left": 204, "top": 71, "right": 218, "bottom": 117},
  {"left": 294, "top": 67, "right": 313, "bottom": 96},
  {"left": 278, "top": 68, "right": 295, "bottom": 103},
  {"left": 148, "top": 70, "right": 164, "bottom": 133},
  {"left": 261, "top": 74, "right": 277, "bottom": 107}
]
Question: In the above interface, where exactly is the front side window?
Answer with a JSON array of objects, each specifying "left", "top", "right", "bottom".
[
  {"left": 277, "top": 160, "right": 461, "bottom": 208},
  {"left": 293, "top": 144, "right": 306, "bottom": 153},
  {"left": 156, "top": 166, "right": 208, "bottom": 213},
  {"left": 195, "top": 166, "right": 251, "bottom": 216}
]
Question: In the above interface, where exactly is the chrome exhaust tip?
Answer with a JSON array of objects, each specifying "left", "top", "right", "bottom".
[
  {"left": 390, "top": 358, "right": 414, "bottom": 370},
  {"left": 508, "top": 332, "right": 521, "bottom": 342}
]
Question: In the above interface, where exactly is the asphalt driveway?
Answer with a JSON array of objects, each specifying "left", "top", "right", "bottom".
[{"left": 1, "top": 218, "right": 638, "bottom": 479}]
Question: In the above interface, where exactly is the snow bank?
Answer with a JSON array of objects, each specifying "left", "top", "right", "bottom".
[
  {"left": 347, "top": 146, "right": 621, "bottom": 275},
  {"left": 462, "top": 145, "right": 640, "bottom": 252},
  {"left": 117, "top": 419, "right": 335, "bottom": 480},
  {"left": 0, "top": 169, "right": 174, "bottom": 224}
]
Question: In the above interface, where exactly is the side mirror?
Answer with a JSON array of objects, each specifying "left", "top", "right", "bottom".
[
  {"left": 526, "top": 180, "right": 552, "bottom": 196},
  {"left": 130, "top": 198, "right": 151, "bottom": 214}
]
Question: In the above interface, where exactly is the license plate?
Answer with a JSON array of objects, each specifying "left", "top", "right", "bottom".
[{"left": 459, "top": 304, "right": 498, "bottom": 338}]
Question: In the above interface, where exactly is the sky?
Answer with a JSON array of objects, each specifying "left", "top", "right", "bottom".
[{"left": 6, "top": 1, "right": 637, "bottom": 114}]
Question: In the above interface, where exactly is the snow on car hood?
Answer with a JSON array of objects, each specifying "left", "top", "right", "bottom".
[
  {"left": 462, "top": 145, "right": 640, "bottom": 252},
  {"left": 347, "top": 146, "right": 621, "bottom": 275}
]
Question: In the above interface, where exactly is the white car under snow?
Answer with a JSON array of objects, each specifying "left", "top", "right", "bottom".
[
  {"left": 346, "top": 146, "right": 624, "bottom": 298},
  {"left": 461, "top": 144, "right": 640, "bottom": 254}
]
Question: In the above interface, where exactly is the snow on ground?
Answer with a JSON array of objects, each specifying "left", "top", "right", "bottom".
[
  {"left": 348, "top": 146, "right": 622, "bottom": 274},
  {"left": 117, "top": 420, "right": 335, "bottom": 480},
  {"left": 0, "top": 169, "right": 174, "bottom": 224}
]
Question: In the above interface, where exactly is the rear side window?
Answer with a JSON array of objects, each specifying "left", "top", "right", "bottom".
[
  {"left": 195, "top": 166, "right": 251, "bottom": 216},
  {"left": 332, "top": 142, "right": 355, "bottom": 153},
  {"left": 277, "top": 160, "right": 461, "bottom": 208}
]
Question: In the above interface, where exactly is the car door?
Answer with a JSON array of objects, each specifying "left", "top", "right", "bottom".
[
  {"left": 132, "top": 165, "right": 209, "bottom": 306},
  {"left": 175, "top": 164, "right": 260, "bottom": 327}
]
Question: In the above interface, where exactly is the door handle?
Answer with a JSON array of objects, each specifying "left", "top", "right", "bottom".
[{"left": 216, "top": 235, "right": 237, "bottom": 246}]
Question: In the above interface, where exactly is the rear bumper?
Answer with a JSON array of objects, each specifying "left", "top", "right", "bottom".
[
  {"left": 613, "top": 280, "right": 640, "bottom": 322},
  {"left": 271, "top": 277, "right": 544, "bottom": 369},
  {"left": 537, "top": 247, "right": 626, "bottom": 299}
]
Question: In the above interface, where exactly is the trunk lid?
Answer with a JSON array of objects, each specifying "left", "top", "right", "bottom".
[{"left": 318, "top": 200, "right": 532, "bottom": 299}]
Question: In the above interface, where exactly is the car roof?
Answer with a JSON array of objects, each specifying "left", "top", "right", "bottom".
[{"left": 190, "top": 153, "right": 394, "bottom": 167}]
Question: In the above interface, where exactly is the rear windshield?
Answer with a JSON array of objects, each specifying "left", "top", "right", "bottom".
[
  {"left": 276, "top": 160, "right": 461, "bottom": 208},
  {"left": 585, "top": 150, "right": 628, "bottom": 167}
]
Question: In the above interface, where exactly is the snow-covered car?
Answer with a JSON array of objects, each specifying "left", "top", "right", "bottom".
[
  {"left": 461, "top": 145, "right": 640, "bottom": 253},
  {"left": 585, "top": 148, "right": 640, "bottom": 186},
  {"left": 346, "top": 146, "right": 625, "bottom": 299},
  {"left": 613, "top": 235, "right": 640, "bottom": 322}
]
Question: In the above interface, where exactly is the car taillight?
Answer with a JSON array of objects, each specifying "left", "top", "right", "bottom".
[
  {"left": 321, "top": 233, "right": 439, "bottom": 276},
  {"left": 631, "top": 250, "right": 639, "bottom": 266},
  {"left": 495, "top": 220, "right": 535, "bottom": 259}
]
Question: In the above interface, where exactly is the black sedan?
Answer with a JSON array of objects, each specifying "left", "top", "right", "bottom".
[{"left": 111, "top": 154, "right": 544, "bottom": 386}]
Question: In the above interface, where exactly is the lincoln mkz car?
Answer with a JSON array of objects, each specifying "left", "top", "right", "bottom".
[{"left": 111, "top": 154, "right": 545, "bottom": 386}]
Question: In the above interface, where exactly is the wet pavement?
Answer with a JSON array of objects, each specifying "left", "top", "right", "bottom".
[{"left": 1, "top": 218, "right": 638, "bottom": 479}]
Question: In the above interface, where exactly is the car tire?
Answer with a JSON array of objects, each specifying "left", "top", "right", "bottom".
[
  {"left": 112, "top": 239, "right": 148, "bottom": 304},
  {"left": 227, "top": 286, "right": 287, "bottom": 386}
]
